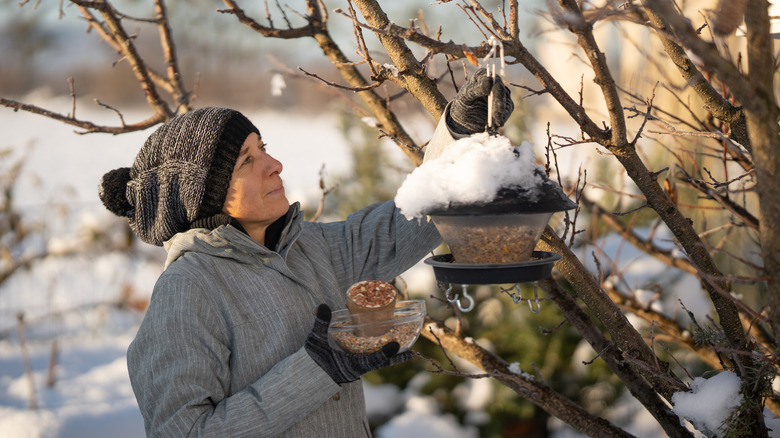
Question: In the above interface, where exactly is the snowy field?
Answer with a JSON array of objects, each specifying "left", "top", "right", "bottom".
[{"left": 2, "top": 95, "right": 779, "bottom": 438}]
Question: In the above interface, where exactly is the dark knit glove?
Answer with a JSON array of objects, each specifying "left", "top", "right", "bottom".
[
  {"left": 304, "top": 304, "right": 413, "bottom": 384},
  {"left": 447, "top": 68, "right": 514, "bottom": 135}
]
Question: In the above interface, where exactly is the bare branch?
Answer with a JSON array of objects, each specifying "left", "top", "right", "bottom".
[
  {"left": 72, "top": 0, "right": 173, "bottom": 118},
  {"left": 421, "top": 317, "right": 637, "bottom": 437},
  {"left": 297, "top": 67, "right": 382, "bottom": 92},
  {"left": 219, "top": 0, "right": 317, "bottom": 38},
  {"left": 1, "top": 98, "right": 166, "bottom": 134}
]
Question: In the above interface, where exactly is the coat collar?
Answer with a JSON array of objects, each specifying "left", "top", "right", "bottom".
[{"left": 163, "top": 202, "right": 303, "bottom": 268}]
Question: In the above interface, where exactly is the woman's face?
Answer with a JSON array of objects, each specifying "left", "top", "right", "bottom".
[{"left": 222, "top": 132, "right": 289, "bottom": 234}]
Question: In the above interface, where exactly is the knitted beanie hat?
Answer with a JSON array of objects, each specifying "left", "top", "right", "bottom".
[{"left": 98, "top": 107, "right": 259, "bottom": 246}]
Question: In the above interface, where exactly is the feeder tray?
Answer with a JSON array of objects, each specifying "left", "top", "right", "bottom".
[{"left": 424, "top": 251, "right": 562, "bottom": 285}]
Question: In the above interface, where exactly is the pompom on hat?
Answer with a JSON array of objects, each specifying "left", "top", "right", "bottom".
[{"left": 98, "top": 107, "right": 259, "bottom": 246}]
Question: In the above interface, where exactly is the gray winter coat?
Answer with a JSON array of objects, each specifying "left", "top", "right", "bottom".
[{"left": 127, "top": 200, "right": 442, "bottom": 437}]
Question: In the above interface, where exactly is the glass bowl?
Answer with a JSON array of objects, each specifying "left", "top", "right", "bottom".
[
  {"left": 328, "top": 300, "right": 426, "bottom": 354},
  {"left": 430, "top": 212, "right": 552, "bottom": 264}
]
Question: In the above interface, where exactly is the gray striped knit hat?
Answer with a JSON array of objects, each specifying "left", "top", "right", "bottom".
[{"left": 98, "top": 107, "right": 259, "bottom": 246}]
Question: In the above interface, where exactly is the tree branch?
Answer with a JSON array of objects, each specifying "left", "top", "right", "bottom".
[
  {"left": 539, "top": 278, "right": 694, "bottom": 438},
  {"left": 0, "top": 98, "right": 166, "bottom": 134},
  {"left": 421, "top": 317, "right": 636, "bottom": 437},
  {"left": 537, "top": 226, "right": 687, "bottom": 399},
  {"left": 72, "top": 0, "right": 173, "bottom": 118}
]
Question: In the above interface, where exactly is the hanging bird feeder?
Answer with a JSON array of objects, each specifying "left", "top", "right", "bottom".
[
  {"left": 425, "top": 36, "right": 576, "bottom": 310},
  {"left": 395, "top": 37, "right": 577, "bottom": 313},
  {"left": 423, "top": 168, "right": 576, "bottom": 286}
]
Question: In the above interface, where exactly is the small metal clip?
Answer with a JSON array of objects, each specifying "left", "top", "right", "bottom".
[
  {"left": 527, "top": 282, "right": 542, "bottom": 314},
  {"left": 456, "top": 285, "right": 475, "bottom": 312},
  {"left": 443, "top": 283, "right": 475, "bottom": 312},
  {"left": 508, "top": 283, "right": 523, "bottom": 304},
  {"left": 444, "top": 284, "right": 457, "bottom": 303}
]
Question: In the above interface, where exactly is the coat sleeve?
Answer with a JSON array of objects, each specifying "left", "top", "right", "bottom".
[
  {"left": 422, "top": 102, "right": 464, "bottom": 162},
  {"left": 317, "top": 200, "right": 442, "bottom": 287},
  {"left": 313, "top": 112, "right": 455, "bottom": 285},
  {"left": 127, "top": 273, "right": 341, "bottom": 437}
]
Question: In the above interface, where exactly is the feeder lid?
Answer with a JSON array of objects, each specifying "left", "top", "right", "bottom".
[{"left": 426, "top": 169, "right": 577, "bottom": 216}]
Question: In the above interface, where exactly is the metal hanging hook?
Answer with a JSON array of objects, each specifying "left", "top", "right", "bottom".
[
  {"left": 456, "top": 284, "right": 475, "bottom": 312},
  {"left": 482, "top": 36, "right": 506, "bottom": 77},
  {"left": 443, "top": 283, "right": 475, "bottom": 312},
  {"left": 503, "top": 283, "right": 542, "bottom": 313},
  {"left": 444, "top": 283, "right": 458, "bottom": 303},
  {"left": 527, "top": 282, "right": 542, "bottom": 314},
  {"left": 482, "top": 36, "right": 506, "bottom": 133},
  {"left": 507, "top": 283, "right": 523, "bottom": 305}
]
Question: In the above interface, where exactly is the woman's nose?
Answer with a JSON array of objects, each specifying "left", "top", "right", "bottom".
[{"left": 266, "top": 154, "right": 283, "bottom": 175}]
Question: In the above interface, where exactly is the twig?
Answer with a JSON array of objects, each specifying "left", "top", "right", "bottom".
[
  {"left": 649, "top": 321, "right": 662, "bottom": 372},
  {"left": 457, "top": 4, "right": 492, "bottom": 41},
  {"left": 540, "top": 318, "right": 568, "bottom": 335},
  {"left": 345, "top": 0, "right": 378, "bottom": 79},
  {"left": 530, "top": 362, "right": 546, "bottom": 385},
  {"left": 583, "top": 346, "right": 609, "bottom": 365},
  {"left": 333, "top": 5, "right": 483, "bottom": 59},
  {"left": 630, "top": 82, "right": 659, "bottom": 145},
  {"left": 219, "top": 0, "right": 315, "bottom": 38},
  {"left": 46, "top": 340, "right": 58, "bottom": 388},
  {"left": 702, "top": 167, "right": 755, "bottom": 189},
  {"left": 508, "top": 81, "right": 549, "bottom": 97},
  {"left": 297, "top": 67, "right": 382, "bottom": 92},
  {"left": 16, "top": 312, "right": 38, "bottom": 410},
  {"left": 68, "top": 77, "right": 76, "bottom": 118},
  {"left": 612, "top": 202, "right": 649, "bottom": 216},
  {"left": 154, "top": 0, "right": 189, "bottom": 111},
  {"left": 375, "top": 127, "right": 424, "bottom": 158},
  {"left": 309, "top": 165, "right": 335, "bottom": 222},
  {"left": 1, "top": 98, "right": 165, "bottom": 134},
  {"left": 426, "top": 325, "right": 468, "bottom": 372},
  {"left": 580, "top": 195, "right": 697, "bottom": 276},
  {"left": 94, "top": 99, "right": 127, "bottom": 127}
]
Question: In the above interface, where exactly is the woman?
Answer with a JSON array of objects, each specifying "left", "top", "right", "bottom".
[{"left": 99, "top": 70, "right": 512, "bottom": 437}]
